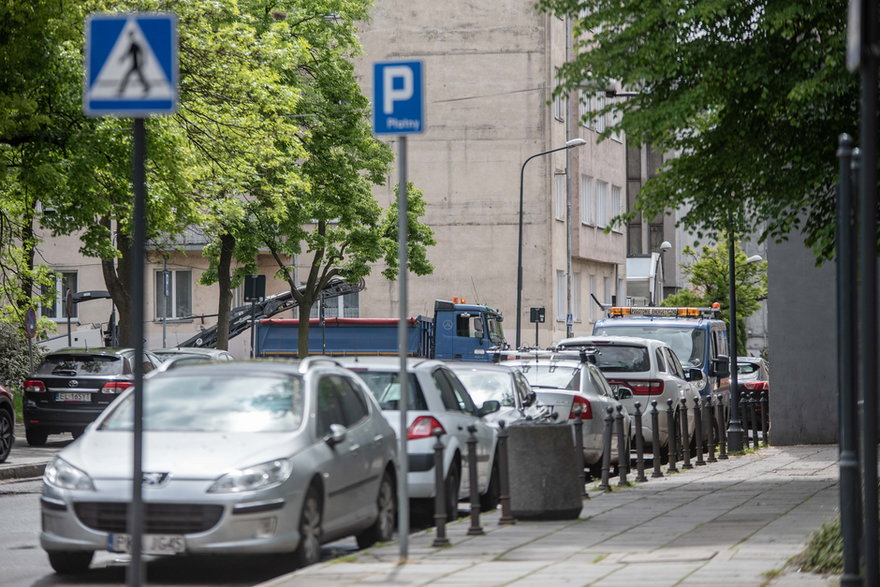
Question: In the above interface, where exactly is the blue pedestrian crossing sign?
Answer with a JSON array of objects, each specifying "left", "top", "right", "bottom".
[
  {"left": 84, "top": 13, "right": 178, "bottom": 117},
  {"left": 373, "top": 61, "right": 424, "bottom": 135}
]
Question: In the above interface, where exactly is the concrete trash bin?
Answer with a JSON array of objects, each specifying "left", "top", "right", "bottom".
[{"left": 506, "top": 422, "right": 583, "bottom": 520}]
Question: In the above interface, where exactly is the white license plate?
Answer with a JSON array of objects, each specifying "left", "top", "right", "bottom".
[
  {"left": 108, "top": 533, "right": 185, "bottom": 555},
  {"left": 56, "top": 392, "right": 91, "bottom": 402}
]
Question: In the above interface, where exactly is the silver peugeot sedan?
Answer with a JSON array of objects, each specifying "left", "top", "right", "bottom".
[{"left": 39, "top": 359, "right": 398, "bottom": 574}]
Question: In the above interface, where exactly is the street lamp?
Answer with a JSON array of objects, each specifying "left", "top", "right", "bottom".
[
  {"left": 516, "top": 138, "right": 587, "bottom": 349},
  {"left": 726, "top": 236, "right": 763, "bottom": 452}
]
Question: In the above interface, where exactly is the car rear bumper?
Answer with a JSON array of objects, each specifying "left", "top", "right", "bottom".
[{"left": 24, "top": 404, "right": 105, "bottom": 433}]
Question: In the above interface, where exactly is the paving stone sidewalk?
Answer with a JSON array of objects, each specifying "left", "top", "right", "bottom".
[{"left": 261, "top": 445, "right": 840, "bottom": 587}]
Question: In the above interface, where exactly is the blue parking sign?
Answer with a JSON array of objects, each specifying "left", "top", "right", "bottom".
[
  {"left": 373, "top": 61, "right": 424, "bottom": 135},
  {"left": 84, "top": 13, "right": 178, "bottom": 117}
]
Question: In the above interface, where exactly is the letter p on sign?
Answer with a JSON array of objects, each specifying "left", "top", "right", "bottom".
[{"left": 373, "top": 61, "right": 424, "bottom": 135}]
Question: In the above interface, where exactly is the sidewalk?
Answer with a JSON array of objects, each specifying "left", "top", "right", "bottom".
[
  {"left": 0, "top": 423, "right": 66, "bottom": 481},
  {"left": 261, "top": 445, "right": 840, "bottom": 587}
]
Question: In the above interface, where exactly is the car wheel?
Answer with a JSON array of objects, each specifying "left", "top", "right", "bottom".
[
  {"left": 71, "top": 429, "right": 84, "bottom": 440},
  {"left": 444, "top": 462, "right": 461, "bottom": 522},
  {"left": 0, "top": 409, "right": 13, "bottom": 463},
  {"left": 47, "top": 550, "right": 93, "bottom": 574},
  {"left": 294, "top": 486, "right": 322, "bottom": 568},
  {"left": 479, "top": 456, "right": 500, "bottom": 512},
  {"left": 356, "top": 469, "right": 396, "bottom": 549},
  {"left": 26, "top": 428, "right": 48, "bottom": 447}
]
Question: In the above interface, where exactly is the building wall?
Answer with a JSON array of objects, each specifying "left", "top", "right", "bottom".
[{"left": 767, "top": 234, "right": 837, "bottom": 444}]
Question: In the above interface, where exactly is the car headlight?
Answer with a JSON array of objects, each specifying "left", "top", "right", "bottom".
[
  {"left": 44, "top": 458, "right": 95, "bottom": 491},
  {"left": 208, "top": 459, "right": 293, "bottom": 493}
]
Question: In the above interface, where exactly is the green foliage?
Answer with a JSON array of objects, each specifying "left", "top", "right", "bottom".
[
  {"left": 661, "top": 239, "right": 766, "bottom": 354},
  {"left": 794, "top": 517, "right": 843, "bottom": 575},
  {"left": 537, "top": 0, "right": 858, "bottom": 262},
  {"left": 0, "top": 322, "right": 43, "bottom": 393}
]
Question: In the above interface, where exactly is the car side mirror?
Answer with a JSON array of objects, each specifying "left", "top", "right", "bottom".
[
  {"left": 478, "top": 400, "right": 501, "bottom": 417},
  {"left": 323, "top": 423, "right": 347, "bottom": 447},
  {"left": 615, "top": 386, "right": 633, "bottom": 400},
  {"left": 525, "top": 391, "right": 537, "bottom": 406},
  {"left": 710, "top": 356, "right": 730, "bottom": 378},
  {"left": 685, "top": 368, "right": 704, "bottom": 382}
]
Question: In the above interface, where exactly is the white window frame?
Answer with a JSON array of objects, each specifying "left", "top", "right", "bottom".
[
  {"left": 611, "top": 184, "right": 622, "bottom": 232},
  {"left": 579, "top": 94, "right": 592, "bottom": 129},
  {"left": 41, "top": 271, "right": 78, "bottom": 321},
  {"left": 554, "top": 173, "right": 567, "bottom": 221},
  {"left": 603, "top": 276, "right": 611, "bottom": 306},
  {"left": 595, "top": 93, "right": 606, "bottom": 133},
  {"left": 589, "top": 274, "right": 597, "bottom": 323},
  {"left": 610, "top": 106, "right": 623, "bottom": 142},
  {"left": 596, "top": 180, "right": 609, "bottom": 228},
  {"left": 310, "top": 291, "right": 360, "bottom": 319},
  {"left": 554, "top": 70, "right": 565, "bottom": 122},
  {"left": 573, "top": 272, "right": 581, "bottom": 322},
  {"left": 580, "top": 174, "right": 594, "bottom": 225},
  {"left": 155, "top": 269, "right": 192, "bottom": 320}
]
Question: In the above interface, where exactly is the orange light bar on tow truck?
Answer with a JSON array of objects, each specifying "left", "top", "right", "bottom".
[{"left": 608, "top": 306, "right": 716, "bottom": 318}]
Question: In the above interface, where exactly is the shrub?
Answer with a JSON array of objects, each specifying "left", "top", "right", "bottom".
[{"left": 0, "top": 321, "right": 43, "bottom": 392}]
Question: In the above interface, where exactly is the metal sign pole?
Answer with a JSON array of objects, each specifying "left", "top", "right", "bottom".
[
  {"left": 127, "top": 117, "right": 146, "bottom": 587},
  {"left": 397, "top": 136, "right": 410, "bottom": 560}
]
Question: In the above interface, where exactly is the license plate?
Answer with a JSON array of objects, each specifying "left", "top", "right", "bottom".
[
  {"left": 56, "top": 392, "right": 91, "bottom": 402},
  {"left": 108, "top": 533, "right": 185, "bottom": 555}
]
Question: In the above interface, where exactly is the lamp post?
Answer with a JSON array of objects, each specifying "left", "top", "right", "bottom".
[
  {"left": 726, "top": 224, "right": 763, "bottom": 453},
  {"left": 516, "top": 138, "right": 587, "bottom": 349}
]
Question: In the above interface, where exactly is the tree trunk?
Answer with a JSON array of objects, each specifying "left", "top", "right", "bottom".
[
  {"left": 102, "top": 221, "right": 132, "bottom": 346},
  {"left": 297, "top": 300, "right": 314, "bottom": 358},
  {"left": 215, "top": 234, "right": 235, "bottom": 351}
]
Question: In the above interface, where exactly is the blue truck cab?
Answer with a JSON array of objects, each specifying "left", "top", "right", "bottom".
[
  {"left": 255, "top": 299, "right": 507, "bottom": 362},
  {"left": 592, "top": 306, "right": 732, "bottom": 410}
]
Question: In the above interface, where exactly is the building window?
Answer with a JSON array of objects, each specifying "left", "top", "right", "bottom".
[
  {"left": 596, "top": 180, "right": 609, "bottom": 228},
  {"left": 41, "top": 271, "right": 78, "bottom": 320},
  {"left": 595, "top": 94, "right": 606, "bottom": 133},
  {"left": 611, "top": 185, "right": 622, "bottom": 231},
  {"left": 604, "top": 276, "right": 611, "bottom": 305},
  {"left": 579, "top": 95, "right": 592, "bottom": 129},
  {"left": 310, "top": 291, "right": 360, "bottom": 319},
  {"left": 589, "top": 274, "right": 597, "bottom": 322},
  {"left": 155, "top": 269, "right": 192, "bottom": 320},
  {"left": 554, "top": 173, "right": 567, "bottom": 221},
  {"left": 553, "top": 70, "right": 565, "bottom": 121},
  {"left": 556, "top": 270, "right": 566, "bottom": 321},
  {"left": 610, "top": 106, "right": 623, "bottom": 142},
  {"left": 580, "top": 175, "right": 594, "bottom": 225},
  {"left": 573, "top": 272, "right": 581, "bottom": 322}
]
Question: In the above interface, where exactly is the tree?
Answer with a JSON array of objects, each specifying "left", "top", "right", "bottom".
[
  {"left": 661, "top": 240, "right": 767, "bottom": 355},
  {"left": 537, "top": 0, "right": 858, "bottom": 262}
]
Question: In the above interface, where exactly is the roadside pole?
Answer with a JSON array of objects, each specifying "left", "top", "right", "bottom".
[
  {"left": 84, "top": 13, "right": 178, "bottom": 587},
  {"left": 373, "top": 60, "right": 424, "bottom": 561}
]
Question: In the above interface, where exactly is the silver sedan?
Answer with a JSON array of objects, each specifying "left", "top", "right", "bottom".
[{"left": 39, "top": 359, "right": 398, "bottom": 574}]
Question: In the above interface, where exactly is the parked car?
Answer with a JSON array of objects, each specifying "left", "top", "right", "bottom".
[
  {"left": 738, "top": 356, "right": 770, "bottom": 427},
  {"left": 39, "top": 359, "right": 398, "bottom": 574},
  {"left": 23, "top": 348, "right": 164, "bottom": 446},
  {"left": 446, "top": 362, "right": 549, "bottom": 426},
  {"left": 555, "top": 336, "right": 703, "bottom": 458},
  {"left": 151, "top": 347, "right": 236, "bottom": 364},
  {"left": 505, "top": 352, "right": 631, "bottom": 476},
  {"left": 337, "top": 356, "right": 500, "bottom": 519},
  {"left": 0, "top": 383, "right": 14, "bottom": 463}
]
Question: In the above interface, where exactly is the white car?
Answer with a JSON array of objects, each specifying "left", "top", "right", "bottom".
[
  {"left": 555, "top": 336, "right": 703, "bottom": 458},
  {"left": 505, "top": 353, "right": 631, "bottom": 475},
  {"left": 338, "top": 356, "right": 500, "bottom": 519},
  {"left": 446, "top": 362, "right": 550, "bottom": 426}
]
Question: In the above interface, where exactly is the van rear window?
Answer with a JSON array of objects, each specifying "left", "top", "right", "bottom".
[
  {"left": 594, "top": 326, "right": 707, "bottom": 368},
  {"left": 36, "top": 355, "right": 125, "bottom": 376}
]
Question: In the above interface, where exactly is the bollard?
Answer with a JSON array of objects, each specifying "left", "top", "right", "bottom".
[
  {"left": 650, "top": 400, "right": 664, "bottom": 478},
  {"left": 716, "top": 393, "right": 728, "bottom": 459},
  {"left": 432, "top": 428, "right": 450, "bottom": 546},
  {"left": 751, "top": 392, "right": 760, "bottom": 449},
  {"left": 633, "top": 402, "right": 648, "bottom": 482},
  {"left": 496, "top": 421, "right": 516, "bottom": 525},
  {"left": 572, "top": 407, "right": 589, "bottom": 497},
  {"left": 693, "top": 397, "right": 705, "bottom": 466},
  {"left": 600, "top": 407, "right": 613, "bottom": 491},
  {"left": 615, "top": 405, "right": 629, "bottom": 486},
  {"left": 705, "top": 396, "right": 717, "bottom": 463},
  {"left": 761, "top": 391, "right": 770, "bottom": 446},
  {"left": 739, "top": 391, "right": 749, "bottom": 451},
  {"left": 666, "top": 399, "right": 678, "bottom": 472},
  {"left": 680, "top": 398, "right": 692, "bottom": 469},
  {"left": 466, "top": 425, "right": 484, "bottom": 535}
]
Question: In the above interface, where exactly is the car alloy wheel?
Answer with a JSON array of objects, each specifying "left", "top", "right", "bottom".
[
  {"left": 0, "top": 409, "right": 12, "bottom": 462},
  {"left": 294, "top": 487, "right": 322, "bottom": 568},
  {"left": 356, "top": 470, "right": 396, "bottom": 549}
]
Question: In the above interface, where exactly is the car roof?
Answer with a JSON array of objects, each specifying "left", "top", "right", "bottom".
[
  {"left": 153, "top": 347, "right": 230, "bottom": 356},
  {"left": 445, "top": 362, "right": 516, "bottom": 374},
  {"left": 334, "top": 355, "right": 443, "bottom": 371},
  {"left": 558, "top": 335, "right": 664, "bottom": 348},
  {"left": 46, "top": 347, "right": 135, "bottom": 357},
  {"left": 150, "top": 359, "right": 311, "bottom": 377}
]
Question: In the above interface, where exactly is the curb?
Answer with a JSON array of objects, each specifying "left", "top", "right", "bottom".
[{"left": 0, "top": 463, "right": 47, "bottom": 481}]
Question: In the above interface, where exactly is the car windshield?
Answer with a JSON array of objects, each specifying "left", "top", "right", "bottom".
[
  {"left": 354, "top": 371, "right": 428, "bottom": 411},
  {"left": 738, "top": 362, "right": 760, "bottom": 375},
  {"left": 516, "top": 363, "right": 580, "bottom": 391},
  {"left": 591, "top": 345, "right": 651, "bottom": 373},
  {"left": 100, "top": 373, "right": 305, "bottom": 432},
  {"left": 36, "top": 355, "right": 125, "bottom": 375},
  {"left": 454, "top": 371, "right": 515, "bottom": 407},
  {"left": 594, "top": 325, "right": 707, "bottom": 367}
]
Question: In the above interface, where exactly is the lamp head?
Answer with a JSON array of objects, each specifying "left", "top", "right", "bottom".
[
  {"left": 565, "top": 138, "right": 587, "bottom": 148},
  {"left": 659, "top": 241, "right": 672, "bottom": 252}
]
